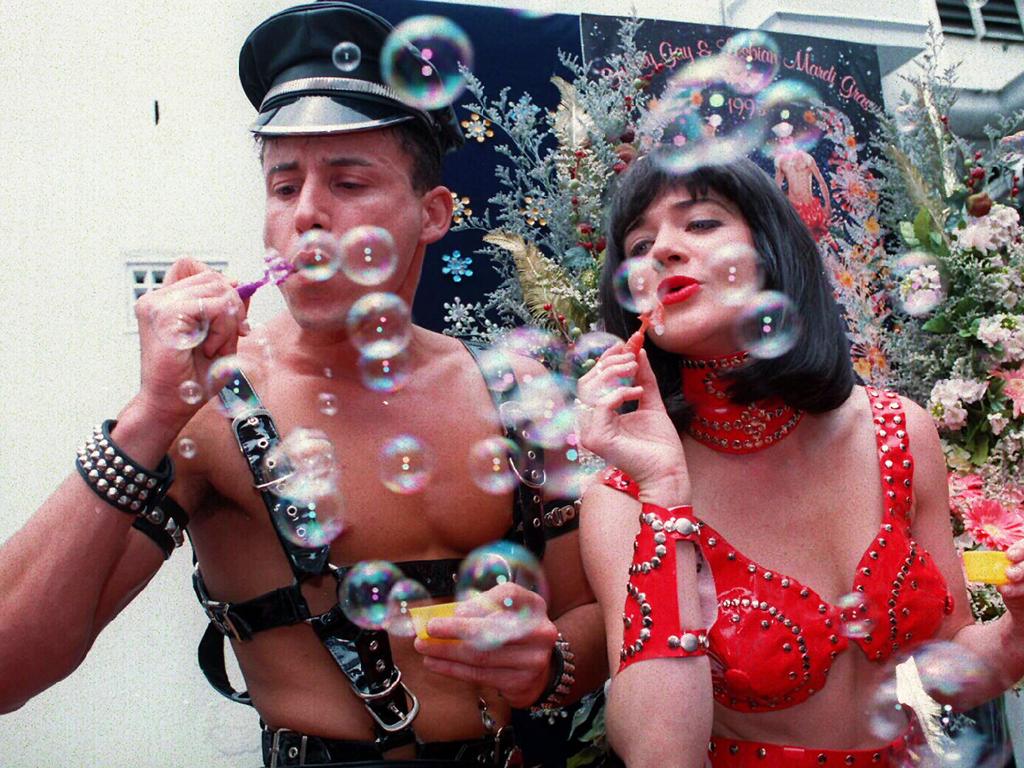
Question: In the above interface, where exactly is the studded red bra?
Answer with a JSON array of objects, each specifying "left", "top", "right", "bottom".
[{"left": 604, "top": 387, "right": 955, "bottom": 712}]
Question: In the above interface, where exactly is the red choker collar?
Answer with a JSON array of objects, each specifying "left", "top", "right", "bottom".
[{"left": 681, "top": 352, "right": 803, "bottom": 454}]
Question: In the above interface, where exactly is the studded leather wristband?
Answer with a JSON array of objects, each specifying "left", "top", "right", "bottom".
[
  {"left": 530, "top": 632, "right": 576, "bottom": 711},
  {"left": 619, "top": 502, "right": 709, "bottom": 672},
  {"left": 75, "top": 419, "right": 175, "bottom": 523}
]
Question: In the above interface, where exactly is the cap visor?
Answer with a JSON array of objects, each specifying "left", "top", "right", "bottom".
[{"left": 251, "top": 95, "right": 415, "bottom": 136}]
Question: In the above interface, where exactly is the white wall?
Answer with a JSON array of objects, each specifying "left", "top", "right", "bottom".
[{"left": 0, "top": 1, "right": 1017, "bottom": 766}]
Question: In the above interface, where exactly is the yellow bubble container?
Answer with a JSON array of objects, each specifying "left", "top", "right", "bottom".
[{"left": 963, "top": 550, "right": 1011, "bottom": 585}]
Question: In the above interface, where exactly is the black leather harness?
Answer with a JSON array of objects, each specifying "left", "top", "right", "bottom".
[{"left": 185, "top": 342, "right": 580, "bottom": 756}]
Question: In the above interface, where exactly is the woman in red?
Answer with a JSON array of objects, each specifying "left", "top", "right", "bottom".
[{"left": 576, "top": 153, "right": 1024, "bottom": 767}]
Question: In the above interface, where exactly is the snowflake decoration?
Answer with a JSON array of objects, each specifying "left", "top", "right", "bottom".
[
  {"left": 460, "top": 112, "right": 494, "bottom": 143},
  {"left": 450, "top": 192, "right": 473, "bottom": 225},
  {"left": 441, "top": 250, "right": 474, "bottom": 283},
  {"left": 521, "top": 196, "right": 549, "bottom": 227}
]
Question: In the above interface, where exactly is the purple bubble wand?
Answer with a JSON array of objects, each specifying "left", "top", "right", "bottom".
[{"left": 236, "top": 250, "right": 295, "bottom": 300}]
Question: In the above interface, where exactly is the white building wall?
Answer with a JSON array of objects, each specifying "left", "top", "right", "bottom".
[{"left": 0, "top": 1, "right": 1019, "bottom": 766}]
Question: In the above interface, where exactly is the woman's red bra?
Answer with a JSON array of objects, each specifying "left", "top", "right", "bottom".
[{"left": 602, "top": 387, "right": 954, "bottom": 712}]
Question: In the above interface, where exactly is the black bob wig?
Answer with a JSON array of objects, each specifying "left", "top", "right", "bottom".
[{"left": 598, "top": 153, "right": 855, "bottom": 428}]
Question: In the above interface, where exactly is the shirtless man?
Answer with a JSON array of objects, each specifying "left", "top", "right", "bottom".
[
  {"left": 0, "top": 3, "right": 604, "bottom": 765},
  {"left": 771, "top": 121, "right": 832, "bottom": 240}
]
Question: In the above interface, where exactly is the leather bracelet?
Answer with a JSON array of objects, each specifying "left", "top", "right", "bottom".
[
  {"left": 530, "top": 632, "right": 576, "bottom": 712},
  {"left": 75, "top": 419, "right": 175, "bottom": 524}
]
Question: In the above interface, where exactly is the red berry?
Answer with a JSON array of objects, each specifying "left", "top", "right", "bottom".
[
  {"left": 543, "top": 303, "right": 552, "bottom": 311},
  {"left": 578, "top": 223, "right": 594, "bottom": 235},
  {"left": 574, "top": 150, "right": 587, "bottom": 159},
  {"left": 970, "top": 167, "right": 986, "bottom": 180},
  {"left": 974, "top": 151, "right": 983, "bottom": 160},
  {"left": 595, "top": 237, "right": 607, "bottom": 251},
  {"left": 620, "top": 128, "right": 635, "bottom": 143},
  {"left": 580, "top": 241, "right": 594, "bottom": 251},
  {"left": 571, "top": 196, "right": 579, "bottom": 206},
  {"left": 613, "top": 161, "right": 627, "bottom": 173}
]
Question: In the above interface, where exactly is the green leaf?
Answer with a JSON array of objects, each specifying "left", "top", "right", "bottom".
[
  {"left": 970, "top": 438, "right": 990, "bottom": 466},
  {"left": 900, "top": 221, "right": 920, "bottom": 247},
  {"left": 913, "top": 207, "right": 933, "bottom": 247},
  {"left": 953, "top": 297, "right": 978, "bottom": 316},
  {"left": 922, "top": 316, "right": 953, "bottom": 333}
]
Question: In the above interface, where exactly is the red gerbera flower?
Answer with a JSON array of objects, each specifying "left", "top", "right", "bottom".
[{"left": 962, "top": 497, "right": 1024, "bottom": 550}]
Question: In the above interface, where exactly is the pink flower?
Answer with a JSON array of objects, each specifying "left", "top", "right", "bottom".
[
  {"left": 962, "top": 497, "right": 1024, "bottom": 550},
  {"left": 948, "top": 471, "right": 985, "bottom": 518},
  {"left": 993, "top": 367, "right": 1024, "bottom": 419}
]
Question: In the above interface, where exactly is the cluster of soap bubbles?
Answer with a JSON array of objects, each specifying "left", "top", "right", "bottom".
[
  {"left": 290, "top": 226, "right": 401, "bottom": 287},
  {"left": 339, "top": 561, "right": 423, "bottom": 632},
  {"left": 338, "top": 542, "right": 548, "bottom": 649},
  {"left": 637, "top": 31, "right": 823, "bottom": 176}
]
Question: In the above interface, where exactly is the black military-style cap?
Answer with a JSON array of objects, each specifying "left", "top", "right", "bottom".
[{"left": 239, "top": 1, "right": 463, "bottom": 153}]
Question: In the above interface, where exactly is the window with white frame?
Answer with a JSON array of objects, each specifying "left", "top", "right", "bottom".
[
  {"left": 936, "top": 0, "right": 1024, "bottom": 41},
  {"left": 125, "top": 256, "right": 228, "bottom": 330}
]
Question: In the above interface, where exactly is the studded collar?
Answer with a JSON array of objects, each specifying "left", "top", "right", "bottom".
[{"left": 680, "top": 352, "right": 803, "bottom": 454}]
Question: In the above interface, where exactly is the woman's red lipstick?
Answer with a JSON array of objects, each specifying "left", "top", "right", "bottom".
[{"left": 657, "top": 275, "right": 700, "bottom": 306}]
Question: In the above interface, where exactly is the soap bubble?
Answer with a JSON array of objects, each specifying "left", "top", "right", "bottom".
[
  {"left": 381, "top": 15, "right": 473, "bottom": 110},
  {"left": 339, "top": 226, "right": 399, "bottom": 287},
  {"left": 292, "top": 229, "right": 341, "bottom": 282},
  {"left": 206, "top": 355, "right": 260, "bottom": 418},
  {"left": 455, "top": 541, "right": 550, "bottom": 648},
  {"left": 179, "top": 379, "right": 204, "bottom": 406},
  {"left": 565, "top": 331, "right": 623, "bottom": 379},
  {"left": 317, "top": 392, "right": 338, "bottom": 416},
  {"left": 358, "top": 347, "right": 412, "bottom": 393},
  {"left": 893, "top": 251, "right": 946, "bottom": 317},
  {"left": 495, "top": 326, "right": 567, "bottom": 370},
  {"left": 721, "top": 31, "right": 780, "bottom": 94},
  {"left": 177, "top": 438, "right": 197, "bottom": 459},
  {"left": 515, "top": 372, "right": 577, "bottom": 449},
  {"left": 708, "top": 243, "right": 763, "bottom": 306},
  {"left": 912, "top": 641, "right": 994, "bottom": 703},
  {"left": 733, "top": 290, "right": 801, "bottom": 359},
  {"left": 339, "top": 560, "right": 404, "bottom": 630},
  {"left": 468, "top": 436, "right": 521, "bottom": 495},
  {"left": 640, "top": 56, "right": 768, "bottom": 175},
  {"left": 380, "top": 435, "right": 433, "bottom": 494},
  {"left": 758, "top": 80, "right": 825, "bottom": 158},
  {"left": 331, "top": 41, "right": 361, "bottom": 72},
  {"left": 346, "top": 292, "right": 412, "bottom": 357},
  {"left": 477, "top": 347, "right": 516, "bottom": 393},
  {"left": 261, "top": 428, "right": 339, "bottom": 500},
  {"left": 836, "top": 592, "right": 875, "bottom": 639},
  {"left": 868, "top": 677, "right": 909, "bottom": 742},
  {"left": 385, "top": 578, "right": 431, "bottom": 637},
  {"left": 155, "top": 302, "right": 210, "bottom": 351},
  {"left": 613, "top": 256, "right": 663, "bottom": 314}
]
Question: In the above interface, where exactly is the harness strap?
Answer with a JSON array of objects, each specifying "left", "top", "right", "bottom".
[{"left": 458, "top": 340, "right": 581, "bottom": 554}]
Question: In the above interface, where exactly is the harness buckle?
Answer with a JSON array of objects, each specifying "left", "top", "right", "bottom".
[
  {"left": 193, "top": 564, "right": 247, "bottom": 642},
  {"left": 358, "top": 677, "right": 420, "bottom": 733}
]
